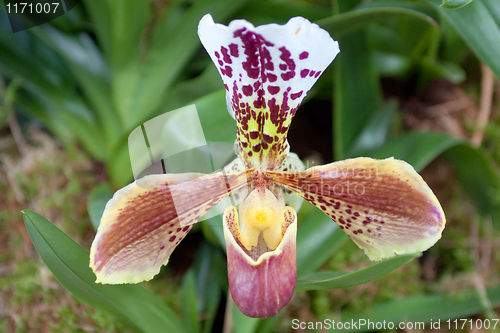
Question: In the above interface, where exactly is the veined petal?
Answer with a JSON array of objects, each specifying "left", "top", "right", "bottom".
[
  {"left": 198, "top": 14, "right": 339, "bottom": 170},
  {"left": 223, "top": 205, "right": 297, "bottom": 318},
  {"left": 266, "top": 157, "right": 446, "bottom": 261},
  {"left": 276, "top": 152, "right": 305, "bottom": 212},
  {"left": 90, "top": 170, "right": 250, "bottom": 284}
]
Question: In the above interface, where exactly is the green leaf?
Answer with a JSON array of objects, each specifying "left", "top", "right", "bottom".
[
  {"left": 341, "top": 285, "right": 500, "bottom": 332},
  {"left": 296, "top": 253, "right": 420, "bottom": 291},
  {"left": 0, "top": 24, "right": 108, "bottom": 161},
  {"left": 440, "top": 0, "right": 474, "bottom": 10},
  {"left": 181, "top": 270, "right": 201, "bottom": 333},
  {"left": 126, "top": 0, "right": 251, "bottom": 128},
  {"left": 195, "top": 89, "right": 237, "bottom": 143},
  {"left": 23, "top": 210, "right": 185, "bottom": 333},
  {"left": 82, "top": 0, "right": 149, "bottom": 126},
  {"left": 333, "top": 28, "right": 383, "bottom": 160},
  {"left": 237, "top": 0, "right": 329, "bottom": 25},
  {"left": 427, "top": 0, "right": 500, "bottom": 79},
  {"left": 318, "top": 6, "right": 439, "bottom": 40},
  {"left": 368, "top": 131, "right": 461, "bottom": 171},
  {"left": 255, "top": 316, "right": 281, "bottom": 333},
  {"left": 33, "top": 26, "right": 122, "bottom": 148},
  {"left": 0, "top": 27, "right": 70, "bottom": 95},
  {"left": 442, "top": 144, "right": 500, "bottom": 225},
  {"left": 296, "top": 203, "right": 348, "bottom": 277},
  {"left": 346, "top": 101, "right": 397, "bottom": 158},
  {"left": 87, "top": 183, "right": 113, "bottom": 230},
  {"left": 106, "top": 140, "right": 134, "bottom": 188},
  {"left": 190, "top": 241, "right": 225, "bottom": 333},
  {"left": 232, "top": 301, "right": 260, "bottom": 333}
]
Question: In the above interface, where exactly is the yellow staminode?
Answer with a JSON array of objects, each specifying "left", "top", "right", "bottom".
[{"left": 238, "top": 189, "right": 284, "bottom": 250}]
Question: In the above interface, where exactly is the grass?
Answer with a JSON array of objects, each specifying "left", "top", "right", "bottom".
[{"left": 0, "top": 127, "right": 124, "bottom": 332}]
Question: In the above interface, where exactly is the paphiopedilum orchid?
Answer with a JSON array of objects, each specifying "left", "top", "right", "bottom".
[{"left": 90, "top": 14, "right": 446, "bottom": 319}]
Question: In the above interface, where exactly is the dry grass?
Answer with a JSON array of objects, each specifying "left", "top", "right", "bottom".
[{"left": 0, "top": 127, "right": 122, "bottom": 332}]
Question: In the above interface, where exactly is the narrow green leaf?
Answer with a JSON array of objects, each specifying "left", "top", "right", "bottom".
[
  {"left": 440, "top": 0, "right": 474, "bottom": 10},
  {"left": 23, "top": 210, "right": 185, "bottom": 333},
  {"left": 159, "top": 89, "right": 236, "bottom": 144},
  {"left": 0, "top": 25, "right": 107, "bottom": 160},
  {"left": 232, "top": 301, "right": 260, "bottom": 333},
  {"left": 181, "top": 270, "right": 201, "bottom": 333},
  {"left": 87, "top": 183, "right": 113, "bottom": 230},
  {"left": 318, "top": 7, "right": 439, "bottom": 40},
  {"left": 296, "top": 204, "right": 349, "bottom": 277},
  {"left": 368, "top": 131, "right": 461, "bottom": 171},
  {"left": 237, "top": 0, "right": 329, "bottom": 25},
  {"left": 296, "top": 253, "right": 420, "bottom": 291},
  {"left": 346, "top": 101, "right": 397, "bottom": 158},
  {"left": 106, "top": 140, "right": 134, "bottom": 188},
  {"left": 333, "top": 28, "right": 383, "bottom": 160},
  {"left": 442, "top": 144, "right": 500, "bottom": 225},
  {"left": 195, "top": 89, "right": 237, "bottom": 143},
  {"left": 341, "top": 285, "right": 500, "bottom": 332},
  {"left": 202, "top": 217, "right": 225, "bottom": 249},
  {"left": 190, "top": 241, "right": 225, "bottom": 333},
  {"left": 255, "top": 316, "right": 281, "bottom": 333},
  {"left": 427, "top": 0, "right": 500, "bottom": 79},
  {"left": 81, "top": 0, "right": 113, "bottom": 60},
  {"left": 127, "top": 0, "right": 251, "bottom": 127},
  {"left": 0, "top": 27, "right": 70, "bottom": 95},
  {"left": 33, "top": 26, "right": 122, "bottom": 148},
  {"left": 159, "top": 66, "right": 223, "bottom": 113}
]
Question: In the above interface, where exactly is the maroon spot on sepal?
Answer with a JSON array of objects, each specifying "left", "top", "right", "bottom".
[
  {"left": 221, "top": 65, "right": 233, "bottom": 77},
  {"left": 221, "top": 46, "right": 232, "bottom": 64},
  {"left": 229, "top": 43, "right": 239, "bottom": 57},
  {"left": 268, "top": 86, "right": 280, "bottom": 95},
  {"left": 290, "top": 91, "right": 303, "bottom": 100},
  {"left": 242, "top": 85, "right": 253, "bottom": 96},
  {"left": 252, "top": 143, "right": 261, "bottom": 152}
]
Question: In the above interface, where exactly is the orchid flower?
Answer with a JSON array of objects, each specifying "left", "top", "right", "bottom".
[{"left": 90, "top": 14, "right": 446, "bottom": 319}]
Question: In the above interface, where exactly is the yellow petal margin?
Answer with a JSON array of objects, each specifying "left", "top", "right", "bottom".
[
  {"left": 90, "top": 170, "right": 250, "bottom": 284},
  {"left": 267, "top": 157, "right": 446, "bottom": 261}
]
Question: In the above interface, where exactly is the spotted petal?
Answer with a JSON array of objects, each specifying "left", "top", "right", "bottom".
[
  {"left": 90, "top": 170, "right": 250, "bottom": 284},
  {"left": 198, "top": 14, "right": 339, "bottom": 170},
  {"left": 266, "top": 157, "right": 446, "bottom": 261}
]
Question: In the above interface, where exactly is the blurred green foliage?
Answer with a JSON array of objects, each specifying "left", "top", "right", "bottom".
[{"left": 1, "top": 0, "right": 500, "bottom": 331}]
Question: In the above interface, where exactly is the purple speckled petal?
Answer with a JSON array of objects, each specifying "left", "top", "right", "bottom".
[
  {"left": 90, "top": 170, "right": 250, "bottom": 284},
  {"left": 198, "top": 14, "right": 339, "bottom": 170},
  {"left": 266, "top": 157, "right": 446, "bottom": 261},
  {"left": 223, "top": 205, "right": 297, "bottom": 318}
]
